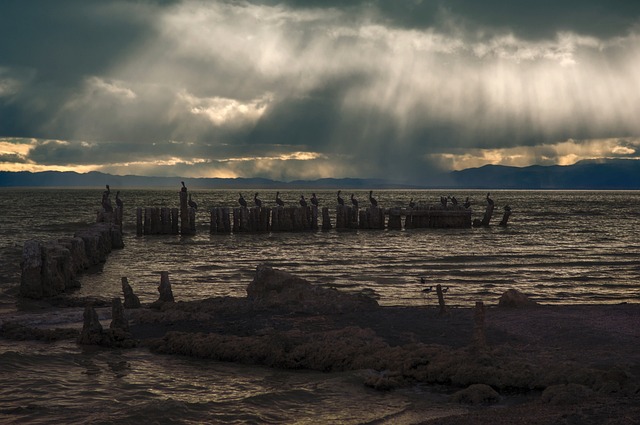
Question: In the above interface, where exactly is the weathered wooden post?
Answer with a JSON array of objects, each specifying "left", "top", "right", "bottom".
[
  {"left": 221, "top": 208, "right": 231, "bottom": 233},
  {"left": 179, "top": 190, "right": 192, "bottom": 234},
  {"left": 311, "top": 206, "right": 318, "bottom": 230},
  {"left": 143, "top": 208, "right": 151, "bottom": 235},
  {"left": 161, "top": 207, "right": 172, "bottom": 234},
  {"left": 471, "top": 301, "right": 488, "bottom": 351},
  {"left": 359, "top": 209, "right": 368, "bottom": 229},
  {"left": 151, "top": 207, "right": 161, "bottom": 234},
  {"left": 136, "top": 207, "right": 143, "bottom": 236},
  {"left": 499, "top": 207, "right": 512, "bottom": 226},
  {"left": 189, "top": 207, "right": 196, "bottom": 233},
  {"left": 171, "top": 208, "right": 179, "bottom": 234},
  {"left": 387, "top": 207, "right": 402, "bottom": 230},
  {"left": 151, "top": 271, "right": 174, "bottom": 309},
  {"left": 210, "top": 208, "right": 217, "bottom": 234},
  {"left": 480, "top": 202, "right": 494, "bottom": 227},
  {"left": 121, "top": 277, "right": 141, "bottom": 308},
  {"left": 322, "top": 207, "right": 332, "bottom": 230},
  {"left": 336, "top": 205, "right": 347, "bottom": 229},
  {"left": 436, "top": 284, "right": 447, "bottom": 316}
]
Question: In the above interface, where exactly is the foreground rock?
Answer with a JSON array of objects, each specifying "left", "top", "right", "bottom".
[{"left": 246, "top": 264, "right": 379, "bottom": 313}]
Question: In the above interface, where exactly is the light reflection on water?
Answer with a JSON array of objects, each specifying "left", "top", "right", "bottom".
[{"left": 1, "top": 189, "right": 640, "bottom": 306}]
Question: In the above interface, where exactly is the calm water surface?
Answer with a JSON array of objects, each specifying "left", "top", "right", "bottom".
[{"left": 1, "top": 188, "right": 639, "bottom": 423}]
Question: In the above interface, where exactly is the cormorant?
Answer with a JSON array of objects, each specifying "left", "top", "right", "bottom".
[
  {"left": 115, "top": 191, "right": 123, "bottom": 209},
  {"left": 369, "top": 190, "right": 378, "bottom": 207},
  {"left": 351, "top": 194, "right": 358, "bottom": 208},
  {"left": 101, "top": 192, "right": 113, "bottom": 213},
  {"left": 188, "top": 194, "right": 198, "bottom": 209},
  {"left": 450, "top": 196, "right": 458, "bottom": 206},
  {"left": 486, "top": 192, "right": 494, "bottom": 206},
  {"left": 337, "top": 190, "right": 344, "bottom": 206},
  {"left": 254, "top": 193, "right": 262, "bottom": 208},
  {"left": 181, "top": 181, "right": 187, "bottom": 192},
  {"left": 504, "top": 204, "right": 511, "bottom": 212},
  {"left": 463, "top": 197, "right": 471, "bottom": 209},
  {"left": 239, "top": 193, "right": 248, "bottom": 208},
  {"left": 440, "top": 196, "right": 448, "bottom": 208},
  {"left": 408, "top": 198, "right": 415, "bottom": 209},
  {"left": 311, "top": 193, "right": 319, "bottom": 207},
  {"left": 275, "top": 191, "right": 285, "bottom": 207},
  {"left": 300, "top": 195, "right": 308, "bottom": 207}
]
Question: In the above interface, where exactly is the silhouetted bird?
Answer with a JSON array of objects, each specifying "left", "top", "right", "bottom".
[
  {"left": 369, "top": 190, "right": 378, "bottom": 207},
  {"left": 115, "top": 191, "right": 123, "bottom": 209},
  {"left": 463, "top": 197, "right": 471, "bottom": 209},
  {"left": 442, "top": 286, "right": 449, "bottom": 293},
  {"left": 254, "top": 193, "right": 262, "bottom": 208},
  {"left": 105, "top": 184, "right": 110, "bottom": 195},
  {"left": 311, "top": 193, "right": 319, "bottom": 207},
  {"left": 409, "top": 198, "right": 415, "bottom": 209},
  {"left": 181, "top": 181, "right": 187, "bottom": 192},
  {"left": 239, "top": 193, "right": 248, "bottom": 207},
  {"left": 440, "top": 196, "right": 448, "bottom": 208},
  {"left": 101, "top": 191, "right": 113, "bottom": 213},
  {"left": 188, "top": 194, "right": 198, "bottom": 209},
  {"left": 275, "top": 191, "right": 285, "bottom": 207},
  {"left": 450, "top": 196, "right": 458, "bottom": 206},
  {"left": 486, "top": 192, "right": 494, "bottom": 206},
  {"left": 299, "top": 195, "right": 308, "bottom": 207},
  {"left": 337, "top": 190, "right": 344, "bottom": 206},
  {"left": 421, "top": 286, "right": 433, "bottom": 293},
  {"left": 351, "top": 194, "right": 358, "bottom": 208},
  {"left": 504, "top": 204, "right": 511, "bottom": 212}
]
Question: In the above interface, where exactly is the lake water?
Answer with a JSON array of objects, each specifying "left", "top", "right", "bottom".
[{"left": 1, "top": 188, "right": 639, "bottom": 423}]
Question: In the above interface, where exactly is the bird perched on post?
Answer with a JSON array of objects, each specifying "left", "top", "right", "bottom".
[
  {"left": 275, "top": 191, "right": 285, "bottom": 207},
  {"left": 299, "top": 195, "right": 308, "bottom": 207},
  {"left": 181, "top": 181, "right": 187, "bottom": 192},
  {"left": 238, "top": 193, "right": 247, "bottom": 207},
  {"left": 311, "top": 193, "right": 319, "bottom": 207},
  {"left": 486, "top": 193, "right": 494, "bottom": 206},
  {"left": 408, "top": 198, "right": 415, "bottom": 209},
  {"left": 337, "top": 190, "right": 344, "bottom": 206},
  {"left": 463, "top": 197, "right": 471, "bottom": 209},
  {"left": 351, "top": 194, "right": 358, "bottom": 208},
  {"left": 369, "top": 190, "right": 378, "bottom": 207},
  {"left": 254, "top": 193, "right": 262, "bottom": 208},
  {"left": 188, "top": 194, "right": 198, "bottom": 209}
]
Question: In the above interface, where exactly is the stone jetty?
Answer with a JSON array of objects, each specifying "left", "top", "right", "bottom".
[{"left": 20, "top": 222, "right": 124, "bottom": 299}]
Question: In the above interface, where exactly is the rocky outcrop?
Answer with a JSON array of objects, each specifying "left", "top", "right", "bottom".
[
  {"left": 150, "top": 271, "right": 174, "bottom": 309},
  {"left": 497, "top": 289, "right": 538, "bottom": 308},
  {"left": 20, "top": 223, "right": 124, "bottom": 299},
  {"left": 121, "top": 277, "right": 141, "bottom": 309},
  {"left": 246, "top": 265, "right": 379, "bottom": 313},
  {"left": 77, "top": 302, "right": 136, "bottom": 348}
]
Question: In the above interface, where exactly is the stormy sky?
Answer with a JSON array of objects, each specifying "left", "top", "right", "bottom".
[{"left": 1, "top": 0, "right": 640, "bottom": 183}]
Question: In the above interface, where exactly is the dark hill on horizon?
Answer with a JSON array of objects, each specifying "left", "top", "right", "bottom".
[{"left": 1, "top": 159, "right": 639, "bottom": 189}]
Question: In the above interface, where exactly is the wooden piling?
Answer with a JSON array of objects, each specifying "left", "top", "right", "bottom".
[
  {"left": 189, "top": 207, "right": 196, "bottom": 233},
  {"left": 321, "top": 207, "right": 332, "bottom": 230},
  {"left": 179, "top": 191, "right": 192, "bottom": 235},
  {"left": 387, "top": 208, "right": 402, "bottom": 230},
  {"left": 171, "top": 208, "right": 179, "bottom": 234},
  {"left": 481, "top": 203, "right": 494, "bottom": 227},
  {"left": 161, "top": 207, "right": 172, "bottom": 234},
  {"left": 136, "top": 207, "right": 143, "bottom": 236},
  {"left": 499, "top": 209, "right": 512, "bottom": 226},
  {"left": 436, "top": 284, "right": 447, "bottom": 316}
]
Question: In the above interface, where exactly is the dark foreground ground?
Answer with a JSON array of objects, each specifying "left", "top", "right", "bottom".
[{"left": 3, "top": 265, "right": 639, "bottom": 424}]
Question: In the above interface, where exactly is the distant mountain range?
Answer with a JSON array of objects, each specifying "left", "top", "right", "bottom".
[{"left": 1, "top": 159, "right": 639, "bottom": 189}]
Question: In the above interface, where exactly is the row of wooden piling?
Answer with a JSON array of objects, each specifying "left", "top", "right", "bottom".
[{"left": 133, "top": 193, "right": 511, "bottom": 235}]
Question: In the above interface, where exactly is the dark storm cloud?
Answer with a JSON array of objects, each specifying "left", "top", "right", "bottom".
[{"left": 1, "top": 0, "right": 640, "bottom": 181}]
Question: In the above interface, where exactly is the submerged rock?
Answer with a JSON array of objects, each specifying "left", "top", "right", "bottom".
[{"left": 497, "top": 289, "right": 538, "bottom": 308}]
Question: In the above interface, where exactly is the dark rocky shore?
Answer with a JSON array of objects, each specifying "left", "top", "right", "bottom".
[{"left": 2, "top": 265, "right": 639, "bottom": 424}]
